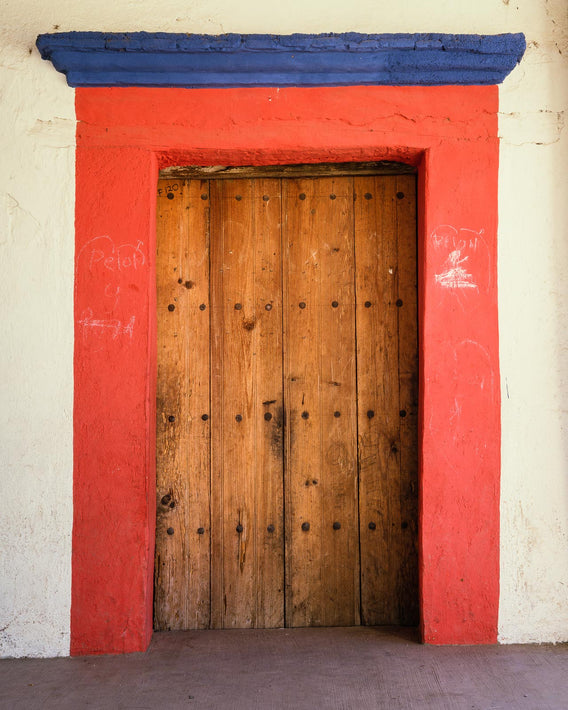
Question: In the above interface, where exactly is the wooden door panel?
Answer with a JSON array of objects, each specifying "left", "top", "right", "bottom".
[
  {"left": 250, "top": 179, "right": 286, "bottom": 629},
  {"left": 155, "top": 171, "right": 418, "bottom": 630},
  {"left": 155, "top": 179, "right": 211, "bottom": 630},
  {"left": 210, "top": 179, "right": 284, "bottom": 628},
  {"left": 393, "top": 174, "right": 419, "bottom": 625},
  {"left": 283, "top": 177, "right": 359, "bottom": 627},
  {"left": 354, "top": 175, "right": 418, "bottom": 626}
]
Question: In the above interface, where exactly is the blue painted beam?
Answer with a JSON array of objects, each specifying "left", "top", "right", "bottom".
[{"left": 36, "top": 32, "right": 526, "bottom": 88}]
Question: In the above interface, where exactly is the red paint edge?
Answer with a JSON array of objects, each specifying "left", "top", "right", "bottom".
[{"left": 72, "top": 86, "right": 500, "bottom": 654}]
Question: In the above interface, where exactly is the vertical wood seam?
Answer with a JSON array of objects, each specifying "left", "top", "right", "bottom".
[
  {"left": 351, "top": 176, "right": 363, "bottom": 625},
  {"left": 395, "top": 176, "right": 403, "bottom": 622},
  {"left": 318, "top": 183, "right": 324, "bottom": 626},
  {"left": 206, "top": 178, "right": 212, "bottom": 628},
  {"left": 280, "top": 177, "right": 287, "bottom": 628},
  {"left": 252, "top": 179, "right": 258, "bottom": 627}
]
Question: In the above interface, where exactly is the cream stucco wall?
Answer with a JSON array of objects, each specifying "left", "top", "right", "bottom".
[{"left": 0, "top": 0, "right": 566, "bottom": 656}]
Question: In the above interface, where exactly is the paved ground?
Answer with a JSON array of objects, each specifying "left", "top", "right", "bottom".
[{"left": 0, "top": 627, "right": 566, "bottom": 709}]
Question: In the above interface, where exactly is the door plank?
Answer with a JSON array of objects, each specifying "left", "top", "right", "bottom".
[
  {"left": 155, "top": 178, "right": 211, "bottom": 630},
  {"left": 317, "top": 177, "right": 360, "bottom": 626},
  {"left": 210, "top": 179, "right": 284, "bottom": 628},
  {"left": 355, "top": 175, "right": 402, "bottom": 625},
  {"left": 252, "top": 179, "right": 285, "bottom": 629},
  {"left": 395, "top": 174, "right": 420, "bottom": 625},
  {"left": 283, "top": 177, "right": 359, "bottom": 627}
]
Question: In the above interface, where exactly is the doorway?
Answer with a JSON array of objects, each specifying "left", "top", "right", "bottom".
[{"left": 154, "top": 167, "right": 418, "bottom": 630}]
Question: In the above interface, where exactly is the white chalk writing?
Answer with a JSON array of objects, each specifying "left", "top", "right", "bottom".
[
  {"left": 431, "top": 225, "right": 488, "bottom": 292},
  {"left": 431, "top": 224, "right": 485, "bottom": 252},
  {"left": 78, "top": 309, "right": 135, "bottom": 340},
  {"left": 435, "top": 250, "right": 478, "bottom": 290},
  {"left": 77, "top": 235, "right": 145, "bottom": 275}
]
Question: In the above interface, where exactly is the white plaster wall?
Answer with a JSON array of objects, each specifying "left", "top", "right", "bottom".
[
  {"left": 497, "top": 1, "right": 568, "bottom": 643},
  {"left": 0, "top": 0, "right": 566, "bottom": 655},
  {"left": 0, "top": 27, "right": 75, "bottom": 656}
]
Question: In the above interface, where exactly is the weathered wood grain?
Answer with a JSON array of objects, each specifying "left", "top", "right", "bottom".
[
  {"left": 160, "top": 162, "right": 416, "bottom": 181},
  {"left": 395, "top": 174, "right": 420, "bottom": 625},
  {"left": 210, "top": 179, "right": 284, "bottom": 628},
  {"left": 355, "top": 175, "right": 402, "bottom": 625},
  {"left": 155, "top": 172, "right": 418, "bottom": 630},
  {"left": 155, "top": 178, "right": 211, "bottom": 630},
  {"left": 283, "top": 177, "right": 359, "bottom": 627}
]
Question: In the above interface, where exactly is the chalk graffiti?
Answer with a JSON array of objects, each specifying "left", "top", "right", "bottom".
[
  {"left": 77, "top": 235, "right": 146, "bottom": 275},
  {"left": 104, "top": 283, "right": 121, "bottom": 310},
  {"left": 78, "top": 308, "right": 135, "bottom": 340},
  {"left": 430, "top": 225, "right": 488, "bottom": 293},
  {"left": 435, "top": 250, "right": 478, "bottom": 290},
  {"left": 75, "top": 235, "right": 144, "bottom": 346},
  {"left": 430, "top": 224, "right": 485, "bottom": 252},
  {"left": 454, "top": 339, "right": 496, "bottom": 393}
]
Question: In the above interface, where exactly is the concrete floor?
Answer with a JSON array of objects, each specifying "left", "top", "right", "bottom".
[{"left": 0, "top": 627, "right": 566, "bottom": 710}]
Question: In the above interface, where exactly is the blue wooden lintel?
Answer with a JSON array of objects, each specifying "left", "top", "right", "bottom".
[{"left": 36, "top": 32, "right": 526, "bottom": 88}]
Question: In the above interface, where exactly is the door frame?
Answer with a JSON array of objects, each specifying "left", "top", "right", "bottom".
[{"left": 71, "top": 84, "right": 501, "bottom": 654}]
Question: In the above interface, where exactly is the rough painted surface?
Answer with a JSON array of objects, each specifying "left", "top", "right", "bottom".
[
  {"left": 0, "top": 34, "right": 74, "bottom": 657},
  {"left": 0, "top": 0, "right": 567, "bottom": 658},
  {"left": 36, "top": 32, "right": 526, "bottom": 87},
  {"left": 73, "top": 84, "right": 500, "bottom": 653},
  {"left": 497, "top": 0, "right": 568, "bottom": 642}
]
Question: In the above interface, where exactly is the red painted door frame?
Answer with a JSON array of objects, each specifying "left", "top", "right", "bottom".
[{"left": 72, "top": 85, "right": 500, "bottom": 655}]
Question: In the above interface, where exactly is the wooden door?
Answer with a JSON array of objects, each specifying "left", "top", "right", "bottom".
[
  {"left": 282, "top": 177, "right": 360, "bottom": 626},
  {"left": 155, "top": 171, "right": 418, "bottom": 630}
]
